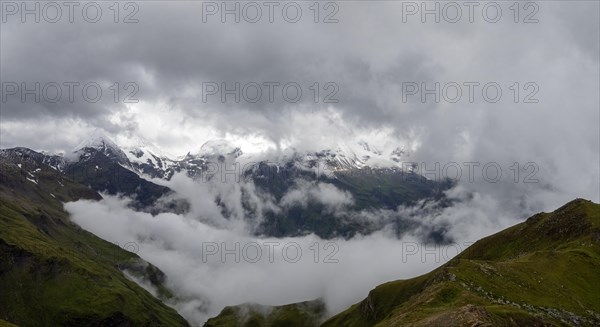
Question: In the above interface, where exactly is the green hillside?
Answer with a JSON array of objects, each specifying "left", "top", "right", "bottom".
[
  {"left": 323, "top": 199, "right": 600, "bottom": 326},
  {"left": 207, "top": 199, "right": 600, "bottom": 327},
  {"left": 204, "top": 299, "right": 326, "bottom": 327},
  {"left": 0, "top": 157, "right": 189, "bottom": 326}
]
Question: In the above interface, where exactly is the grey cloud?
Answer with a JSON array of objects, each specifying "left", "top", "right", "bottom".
[{"left": 1, "top": 0, "right": 598, "bottom": 248}]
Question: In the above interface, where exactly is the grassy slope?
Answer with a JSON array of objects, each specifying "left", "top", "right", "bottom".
[
  {"left": 322, "top": 199, "right": 600, "bottom": 327},
  {"left": 0, "top": 159, "right": 189, "bottom": 326}
]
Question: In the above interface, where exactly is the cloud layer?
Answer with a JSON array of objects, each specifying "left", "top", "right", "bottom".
[{"left": 65, "top": 190, "right": 520, "bottom": 326}]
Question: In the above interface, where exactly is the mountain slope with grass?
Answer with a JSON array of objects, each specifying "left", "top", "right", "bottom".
[
  {"left": 204, "top": 299, "right": 327, "bottom": 327},
  {"left": 206, "top": 199, "right": 600, "bottom": 327},
  {"left": 323, "top": 198, "right": 600, "bottom": 326},
  {"left": 0, "top": 154, "right": 189, "bottom": 326}
]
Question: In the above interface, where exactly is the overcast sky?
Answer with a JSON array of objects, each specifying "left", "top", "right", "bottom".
[
  {"left": 1, "top": 1, "right": 599, "bottom": 204},
  {"left": 2, "top": 2, "right": 598, "bottom": 324}
]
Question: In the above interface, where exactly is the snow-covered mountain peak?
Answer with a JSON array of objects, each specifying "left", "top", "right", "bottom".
[
  {"left": 73, "top": 130, "right": 120, "bottom": 153},
  {"left": 197, "top": 139, "right": 243, "bottom": 158},
  {"left": 68, "top": 130, "right": 129, "bottom": 163},
  {"left": 249, "top": 140, "right": 409, "bottom": 175},
  {"left": 357, "top": 141, "right": 383, "bottom": 156},
  {"left": 121, "top": 135, "right": 174, "bottom": 160}
]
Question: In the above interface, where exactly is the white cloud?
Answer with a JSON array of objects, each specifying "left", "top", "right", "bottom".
[
  {"left": 280, "top": 180, "right": 354, "bottom": 213},
  {"left": 65, "top": 195, "right": 445, "bottom": 326}
]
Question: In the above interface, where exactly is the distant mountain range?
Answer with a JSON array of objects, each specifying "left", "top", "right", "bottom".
[
  {"left": 1, "top": 131, "right": 452, "bottom": 239},
  {"left": 68, "top": 130, "right": 411, "bottom": 182}
]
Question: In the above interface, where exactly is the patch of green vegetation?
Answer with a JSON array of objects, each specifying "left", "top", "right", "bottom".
[
  {"left": 0, "top": 319, "right": 19, "bottom": 327},
  {"left": 204, "top": 300, "right": 326, "bottom": 327}
]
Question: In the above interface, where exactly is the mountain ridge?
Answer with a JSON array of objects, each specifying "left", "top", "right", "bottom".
[
  {"left": 1, "top": 132, "right": 451, "bottom": 239},
  {"left": 8, "top": 130, "right": 413, "bottom": 175}
]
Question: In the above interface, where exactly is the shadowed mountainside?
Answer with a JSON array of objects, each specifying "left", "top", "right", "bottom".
[{"left": 0, "top": 153, "right": 189, "bottom": 326}]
